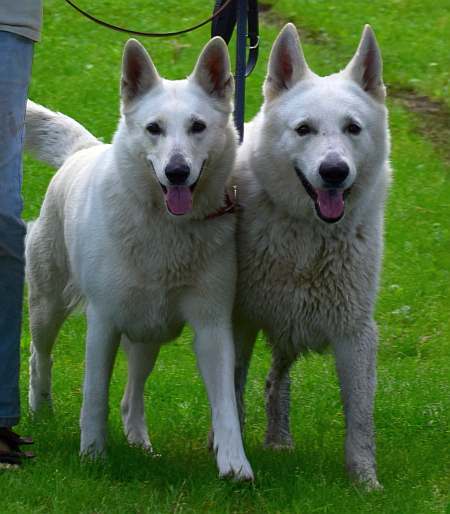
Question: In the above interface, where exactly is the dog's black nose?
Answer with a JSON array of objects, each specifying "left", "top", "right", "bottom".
[
  {"left": 319, "top": 154, "right": 349, "bottom": 186},
  {"left": 165, "top": 153, "right": 190, "bottom": 185}
]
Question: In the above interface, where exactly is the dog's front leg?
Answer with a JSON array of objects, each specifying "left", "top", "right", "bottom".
[
  {"left": 194, "top": 323, "right": 254, "bottom": 481},
  {"left": 80, "top": 305, "right": 120, "bottom": 458},
  {"left": 333, "top": 321, "right": 381, "bottom": 490}
]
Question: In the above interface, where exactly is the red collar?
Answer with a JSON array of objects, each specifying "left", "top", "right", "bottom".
[{"left": 206, "top": 186, "right": 238, "bottom": 220}]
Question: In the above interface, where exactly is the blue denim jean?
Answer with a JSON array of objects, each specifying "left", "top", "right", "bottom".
[{"left": 0, "top": 31, "right": 34, "bottom": 427}]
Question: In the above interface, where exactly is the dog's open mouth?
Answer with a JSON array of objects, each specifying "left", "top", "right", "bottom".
[
  {"left": 159, "top": 161, "right": 205, "bottom": 216},
  {"left": 160, "top": 184, "right": 197, "bottom": 216},
  {"left": 295, "top": 167, "right": 350, "bottom": 224}
]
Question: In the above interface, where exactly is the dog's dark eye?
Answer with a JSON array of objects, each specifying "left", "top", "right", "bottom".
[
  {"left": 346, "top": 123, "right": 361, "bottom": 135},
  {"left": 146, "top": 122, "right": 162, "bottom": 135},
  {"left": 296, "top": 124, "right": 311, "bottom": 137},
  {"left": 191, "top": 120, "right": 207, "bottom": 134}
]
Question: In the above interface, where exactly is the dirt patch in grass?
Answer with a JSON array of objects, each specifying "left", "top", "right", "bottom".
[
  {"left": 258, "top": 2, "right": 332, "bottom": 45},
  {"left": 390, "top": 87, "right": 450, "bottom": 165},
  {"left": 258, "top": 2, "right": 274, "bottom": 13},
  {"left": 257, "top": 5, "right": 448, "bottom": 165}
]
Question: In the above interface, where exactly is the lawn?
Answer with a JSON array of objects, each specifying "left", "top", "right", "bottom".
[{"left": 1, "top": 0, "right": 449, "bottom": 512}]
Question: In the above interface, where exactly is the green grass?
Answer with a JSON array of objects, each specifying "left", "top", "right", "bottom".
[
  {"left": 263, "top": 0, "right": 450, "bottom": 105},
  {"left": 1, "top": 0, "right": 450, "bottom": 512}
]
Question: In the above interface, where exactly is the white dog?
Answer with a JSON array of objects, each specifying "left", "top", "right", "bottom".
[
  {"left": 25, "top": 37, "right": 253, "bottom": 480},
  {"left": 232, "top": 24, "right": 391, "bottom": 489}
]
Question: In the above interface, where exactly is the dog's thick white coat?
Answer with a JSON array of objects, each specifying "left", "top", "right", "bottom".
[
  {"left": 233, "top": 24, "right": 390, "bottom": 489},
  {"left": 25, "top": 37, "right": 253, "bottom": 480}
]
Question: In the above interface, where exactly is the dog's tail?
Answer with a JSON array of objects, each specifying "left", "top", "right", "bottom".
[{"left": 25, "top": 100, "right": 102, "bottom": 168}]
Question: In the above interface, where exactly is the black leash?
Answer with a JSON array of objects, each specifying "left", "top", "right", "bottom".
[
  {"left": 211, "top": 0, "right": 259, "bottom": 141},
  {"left": 63, "top": 0, "right": 234, "bottom": 37},
  {"left": 63, "top": 0, "right": 259, "bottom": 141},
  {"left": 211, "top": 0, "right": 259, "bottom": 77}
]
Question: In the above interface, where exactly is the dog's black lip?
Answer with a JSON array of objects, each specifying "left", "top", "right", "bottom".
[
  {"left": 189, "top": 159, "right": 206, "bottom": 193},
  {"left": 295, "top": 166, "right": 318, "bottom": 202},
  {"left": 294, "top": 166, "right": 351, "bottom": 224}
]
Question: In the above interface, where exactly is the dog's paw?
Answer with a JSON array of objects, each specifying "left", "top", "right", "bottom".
[
  {"left": 125, "top": 429, "right": 153, "bottom": 453},
  {"left": 80, "top": 434, "right": 107, "bottom": 460},
  {"left": 353, "top": 474, "right": 383, "bottom": 492},
  {"left": 216, "top": 446, "right": 254, "bottom": 481},
  {"left": 121, "top": 400, "right": 152, "bottom": 452},
  {"left": 122, "top": 416, "right": 152, "bottom": 452},
  {"left": 79, "top": 447, "right": 106, "bottom": 461},
  {"left": 348, "top": 465, "right": 382, "bottom": 492},
  {"left": 264, "top": 433, "right": 294, "bottom": 451},
  {"left": 79, "top": 445, "right": 107, "bottom": 461},
  {"left": 28, "top": 387, "right": 53, "bottom": 414},
  {"left": 363, "top": 478, "right": 383, "bottom": 492}
]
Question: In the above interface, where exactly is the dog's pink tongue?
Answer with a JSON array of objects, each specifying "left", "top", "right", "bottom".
[
  {"left": 316, "top": 189, "right": 345, "bottom": 220},
  {"left": 165, "top": 186, "right": 193, "bottom": 215}
]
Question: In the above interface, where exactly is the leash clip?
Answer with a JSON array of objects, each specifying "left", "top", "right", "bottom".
[
  {"left": 231, "top": 184, "right": 238, "bottom": 203},
  {"left": 248, "top": 34, "right": 260, "bottom": 50}
]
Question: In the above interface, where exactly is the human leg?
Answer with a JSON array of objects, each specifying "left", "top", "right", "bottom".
[{"left": 0, "top": 31, "right": 34, "bottom": 429}]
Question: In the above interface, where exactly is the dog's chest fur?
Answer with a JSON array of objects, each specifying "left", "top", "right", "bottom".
[
  {"left": 236, "top": 199, "right": 381, "bottom": 352},
  {"left": 75, "top": 194, "right": 234, "bottom": 343}
]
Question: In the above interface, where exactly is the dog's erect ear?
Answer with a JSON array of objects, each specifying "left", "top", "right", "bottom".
[
  {"left": 191, "top": 37, "right": 234, "bottom": 100},
  {"left": 344, "top": 25, "right": 385, "bottom": 102},
  {"left": 264, "top": 23, "right": 311, "bottom": 101},
  {"left": 121, "top": 39, "right": 160, "bottom": 105}
]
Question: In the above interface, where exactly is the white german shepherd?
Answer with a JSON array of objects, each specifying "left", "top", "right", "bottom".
[
  {"left": 25, "top": 37, "right": 253, "bottom": 480},
  {"left": 232, "top": 24, "right": 390, "bottom": 489}
]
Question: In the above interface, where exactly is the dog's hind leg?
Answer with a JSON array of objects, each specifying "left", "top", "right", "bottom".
[
  {"left": 120, "top": 338, "right": 160, "bottom": 451},
  {"left": 27, "top": 220, "right": 71, "bottom": 413},
  {"left": 234, "top": 322, "right": 258, "bottom": 430},
  {"left": 264, "top": 346, "right": 296, "bottom": 450},
  {"left": 28, "top": 295, "right": 68, "bottom": 412},
  {"left": 333, "top": 322, "right": 380, "bottom": 490}
]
